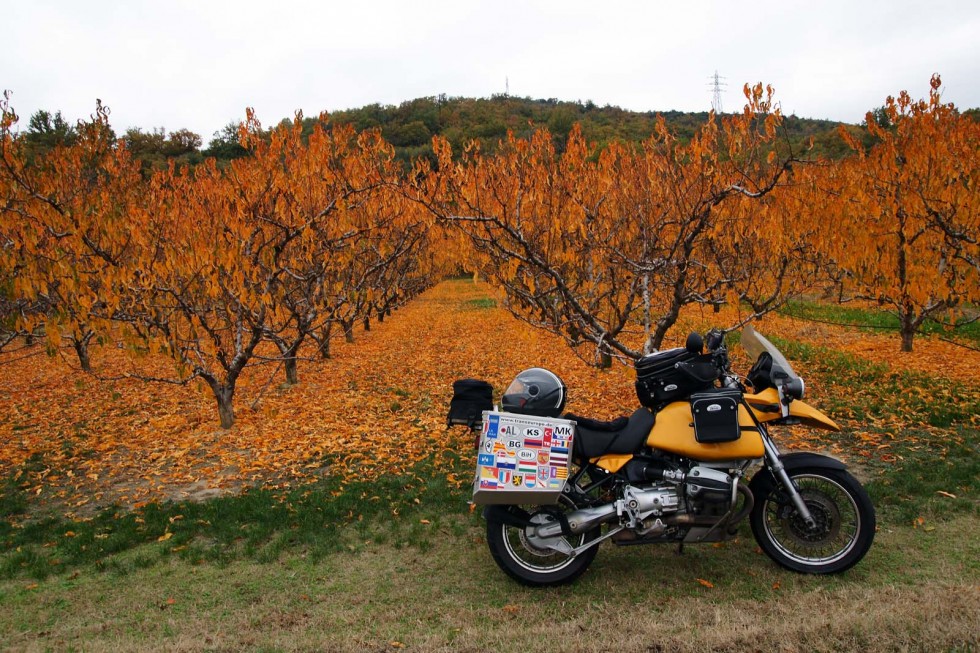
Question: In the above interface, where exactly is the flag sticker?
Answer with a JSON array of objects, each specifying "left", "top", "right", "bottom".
[
  {"left": 473, "top": 412, "right": 576, "bottom": 501},
  {"left": 486, "top": 414, "right": 499, "bottom": 437}
]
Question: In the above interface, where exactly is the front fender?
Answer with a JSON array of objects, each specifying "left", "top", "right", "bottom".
[{"left": 749, "top": 452, "right": 848, "bottom": 496}]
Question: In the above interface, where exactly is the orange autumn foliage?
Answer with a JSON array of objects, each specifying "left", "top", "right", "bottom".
[
  {"left": 423, "top": 84, "right": 817, "bottom": 366},
  {"left": 0, "top": 70, "right": 977, "bottom": 497},
  {"left": 0, "top": 279, "right": 976, "bottom": 518},
  {"left": 824, "top": 74, "right": 980, "bottom": 351}
]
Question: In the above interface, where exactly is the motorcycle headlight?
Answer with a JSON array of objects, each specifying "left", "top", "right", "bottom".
[{"left": 785, "top": 377, "right": 805, "bottom": 400}]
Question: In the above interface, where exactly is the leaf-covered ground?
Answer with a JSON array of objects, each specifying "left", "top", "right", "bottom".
[{"left": 0, "top": 279, "right": 977, "bottom": 518}]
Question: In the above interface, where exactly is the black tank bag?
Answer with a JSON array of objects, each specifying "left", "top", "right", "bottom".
[{"left": 635, "top": 348, "right": 718, "bottom": 408}]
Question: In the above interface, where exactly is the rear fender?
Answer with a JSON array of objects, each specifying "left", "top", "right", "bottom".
[{"left": 483, "top": 505, "right": 533, "bottom": 529}]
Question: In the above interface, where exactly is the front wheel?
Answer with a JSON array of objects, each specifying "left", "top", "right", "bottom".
[
  {"left": 485, "top": 496, "right": 600, "bottom": 586},
  {"left": 750, "top": 467, "right": 875, "bottom": 574}
]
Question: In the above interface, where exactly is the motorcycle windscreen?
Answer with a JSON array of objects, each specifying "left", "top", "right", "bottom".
[{"left": 646, "top": 401, "right": 764, "bottom": 461}]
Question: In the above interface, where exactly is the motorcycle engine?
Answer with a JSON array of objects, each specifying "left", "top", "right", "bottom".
[
  {"left": 615, "top": 466, "right": 736, "bottom": 538},
  {"left": 685, "top": 466, "right": 733, "bottom": 502}
]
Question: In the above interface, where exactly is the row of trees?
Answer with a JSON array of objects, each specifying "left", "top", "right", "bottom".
[
  {"left": 1, "top": 97, "right": 434, "bottom": 427},
  {"left": 417, "top": 77, "right": 978, "bottom": 361},
  {"left": 1, "top": 76, "right": 977, "bottom": 427}
]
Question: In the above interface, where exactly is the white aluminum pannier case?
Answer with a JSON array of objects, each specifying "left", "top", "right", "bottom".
[{"left": 472, "top": 411, "right": 576, "bottom": 505}]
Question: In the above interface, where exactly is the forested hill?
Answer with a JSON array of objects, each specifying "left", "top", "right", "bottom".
[
  {"left": 314, "top": 94, "right": 861, "bottom": 165},
  {"left": 21, "top": 94, "right": 921, "bottom": 172}
]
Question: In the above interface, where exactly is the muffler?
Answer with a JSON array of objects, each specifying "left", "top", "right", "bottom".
[{"left": 533, "top": 503, "right": 619, "bottom": 538}]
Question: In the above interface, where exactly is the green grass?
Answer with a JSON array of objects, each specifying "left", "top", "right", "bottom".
[
  {"left": 0, "top": 513, "right": 976, "bottom": 652},
  {"left": 865, "top": 430, "right": 979, "bottom": 524},
  {"left": 463, "top": 297, "right": 497, "bottom": 310},
  {"left": 0, "top": 450, "right": 475, "bottom": 581},
  {"left": 778, "top": 299, "right": 980, "bottom": 346}
]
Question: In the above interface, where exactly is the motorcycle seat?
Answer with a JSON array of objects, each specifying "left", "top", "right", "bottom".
[{"left": 565, "top": 408, "right": 655, "bottom": 459}]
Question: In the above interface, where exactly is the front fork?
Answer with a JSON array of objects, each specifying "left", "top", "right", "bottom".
[{"left": 761, "top": 430, "right": 816, "bottom": 527}]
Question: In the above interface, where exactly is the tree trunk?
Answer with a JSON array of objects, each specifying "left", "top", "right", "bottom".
[
  {"left": 317, "top": 323, "right": 333, "bottom": 359},
  {"left": 899, "top": 303, "right": 916, "bottom": 352},
  {"left": 73, "top": 337, "right": 92, "bottom": 373},
  {"left": 276, "top": 340, "right": 302, "bottom": 386},
  {"left": 343, "top": 320, "right": 355, "bottom": 343},
  {"left": 214, "top": 384, "right": 235, "bottom": 429},
  {"left": 900, "top": 324, "right": 915, "bottom": 352},
  {"left": 363, "top": 316, "right": 371, "bottom": 332},
  {"left": 283, "top": 356, "right": 299, "bottom": 385}
]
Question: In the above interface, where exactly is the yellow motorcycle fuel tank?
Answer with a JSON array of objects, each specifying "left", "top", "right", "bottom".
[
  {"left": 645, "top": 400, "right": 765, "bottom": 461},
  {"left": 594, "top": 389, "right": 839, "bottom": 471}
]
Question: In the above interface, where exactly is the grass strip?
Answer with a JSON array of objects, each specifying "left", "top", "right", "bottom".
[
  {"left": 0, "top": 449, "right": 475, "bottom": 581},
  {"left": 770, "top": 336, "right": 979, "bottom": 428},
  {"left": 778, "top": 299, "right": 980, "bottom": 346}
]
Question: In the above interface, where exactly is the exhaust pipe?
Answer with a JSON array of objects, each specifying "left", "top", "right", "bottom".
[{"left": 533, "top": 504, "right": 620, "bottom": 539}]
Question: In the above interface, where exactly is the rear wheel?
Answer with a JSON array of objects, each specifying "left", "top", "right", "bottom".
[
  {"left": 485, "top": 495, "right": 600, "bottom": 586},
  {"left": 750, "top": 467, "right": 875, "bottom": 574}
]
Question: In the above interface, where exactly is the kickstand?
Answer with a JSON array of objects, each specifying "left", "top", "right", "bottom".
[{"left": 676, "top": 541, "right": 684, "bottom": 555}]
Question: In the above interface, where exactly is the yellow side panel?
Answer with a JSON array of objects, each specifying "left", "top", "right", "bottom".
[
  {"left": 744, "top": 388, "right": 782, "bottom": 422},
  {"left": 591, "top": 454, "right": 632, "bottom": 473},
  {"left": 646, "top": 401, "right": 765, "bottom": 461},
  {"left": 744, "top": 388, "right": 840, "bottom": 431}
]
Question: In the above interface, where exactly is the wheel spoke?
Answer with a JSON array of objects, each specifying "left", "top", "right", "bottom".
[
  {"left": 762, "top": 474, "right": 861, "bottom": 566},
  {"left": 502, "top": 504, "right": 584, "bottom": 573},
  {"left": 486, "top": 491, "right": 601, "bottom": 585}
]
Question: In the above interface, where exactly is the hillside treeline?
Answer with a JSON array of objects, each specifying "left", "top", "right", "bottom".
[{"left": 16, "top": 93, "right": 920, "bottom": 172}]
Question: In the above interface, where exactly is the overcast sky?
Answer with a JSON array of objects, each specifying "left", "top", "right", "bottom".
[{"left": 4, "top": 0, "right": 979, "bottom": 142}]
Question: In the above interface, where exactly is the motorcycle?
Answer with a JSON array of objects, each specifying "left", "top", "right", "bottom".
[{"left": 450, "top": 326, "right": 875, "bottom": 586}]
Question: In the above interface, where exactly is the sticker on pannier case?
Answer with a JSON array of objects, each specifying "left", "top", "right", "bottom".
[{"left": 472, "top": 411, "right": 577, "bottom": 505}]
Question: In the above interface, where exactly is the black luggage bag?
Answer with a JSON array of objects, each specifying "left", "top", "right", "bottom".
[
  {"left": 447, "top": 379, "right": 494, "bottom": 428},
  {"left": 634, "top": 348, "right": 718, "bottom": 408}
]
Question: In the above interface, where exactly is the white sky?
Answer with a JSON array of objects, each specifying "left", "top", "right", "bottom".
[{"left": 4, "top": 0, "right": 979, "bottom": 142}]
